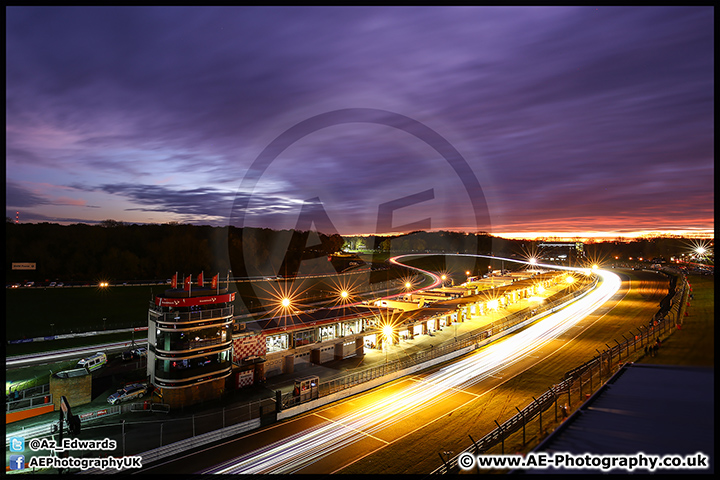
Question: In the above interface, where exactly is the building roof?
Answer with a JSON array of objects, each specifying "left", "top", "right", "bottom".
[
  {"left": 246, "top": 304, "right": 386, "bottom": 334},
  {"left": 239, "top": 271, "right": 568, "bottom": 336}
]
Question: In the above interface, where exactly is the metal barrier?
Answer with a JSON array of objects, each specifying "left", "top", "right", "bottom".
[
  {"left": 430, "top": 271, "right": 689, "bottom": 474},
  {"left": 129, "top": 402, "right": 170, "bottom": 413},
  {"left": 6, "top": 393, "right": 53, "bottom": 413}
]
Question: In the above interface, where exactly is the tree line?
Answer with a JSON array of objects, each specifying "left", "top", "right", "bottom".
[
  {"left": 5, "top": 221, "right": 344, "bottom": 283},
  {"left": 6, "top": 219, "right": 708, "bottom": 284}
]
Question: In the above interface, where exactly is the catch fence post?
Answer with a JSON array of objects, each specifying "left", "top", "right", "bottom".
[
  {"left": 494, "top": 420, "right": 504, "bottom": 454},
  {"left": 532, "top": 396, "right": 542, "bottom": 434},
  {"left": 515, "top": 406, "right": 525, "bottom": 445}
]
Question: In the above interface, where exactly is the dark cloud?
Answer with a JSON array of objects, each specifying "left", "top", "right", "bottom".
[
  {"left": 5, "top": 181, "right": 51, "bottom": 208},
  {"left": 98, "top": 183, "right": 235, "bottom": 220}
]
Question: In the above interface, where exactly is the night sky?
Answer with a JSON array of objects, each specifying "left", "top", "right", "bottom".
[{"left": 6, "top": 6, "right": 714, "bottom": 239}]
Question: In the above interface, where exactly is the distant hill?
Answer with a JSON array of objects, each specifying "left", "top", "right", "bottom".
[{"left": 6, "top": 221, "right": 708, "bottom": 284}]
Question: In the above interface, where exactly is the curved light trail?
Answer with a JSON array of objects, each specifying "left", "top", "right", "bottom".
[
  {"left": 388, "top": 254, "right": 443, "bottom": 294},
  {"left": 201, "top": 266, "right": 621, "bottom": 474}
]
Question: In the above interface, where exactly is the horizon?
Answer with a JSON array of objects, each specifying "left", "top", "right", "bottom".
[{"left": 7, "top": 219, "right": 714, "bottom": 243}]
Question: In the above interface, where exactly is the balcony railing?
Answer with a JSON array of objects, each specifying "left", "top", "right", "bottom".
[
  {"left": 155, "top": 338, "right": 231, "bottom": 355},
  {"left": 150, "top": 306, "right": 233, "bottom": 324}
]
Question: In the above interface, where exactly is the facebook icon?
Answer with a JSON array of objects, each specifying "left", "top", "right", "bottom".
[{"left": 10, "top": 455, "right": 25, "bottom": 470}]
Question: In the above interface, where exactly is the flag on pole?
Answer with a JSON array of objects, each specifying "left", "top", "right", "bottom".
[
  {"left": 212, "top": 273, "right": 219, "bottom": 292},
  {"left": 198, "top": 271, "right": 204, "bottom": 288},
  {"left": 184, "top": 274, "right": 191, "bottom": 292},
  {"left": 171, "top": 273, "right": 177, "bottom": 289}
]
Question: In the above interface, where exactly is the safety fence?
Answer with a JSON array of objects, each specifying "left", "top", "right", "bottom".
[
  {"left": 79, "top": 418, "right": 263, "bottom": 474},
  {"left": 5, "top": 394, "right": 53, "bottom": 414},
  {"left": 431, "top": 271, "right": 689, "bottom": 474},
  {"left": 74, "top": 397, "right": 276, "bottom": 466}
]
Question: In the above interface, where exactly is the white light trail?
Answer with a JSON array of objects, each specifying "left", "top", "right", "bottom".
[
  {"left": 202, "top": 266, "right": 621, "bottom": 475},
  {"left": 7, "top": 341, "right": 148, "bottom": 368}
]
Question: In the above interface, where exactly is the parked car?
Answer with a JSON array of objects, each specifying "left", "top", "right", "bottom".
[
  {"left": 107, "top": 383, "right": 148, "bottom": 405},
  {"left": 121, "top": 347, "right": 147, "bottom": 361}
]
